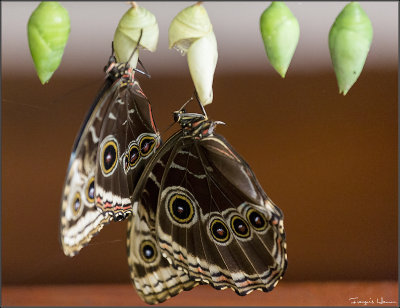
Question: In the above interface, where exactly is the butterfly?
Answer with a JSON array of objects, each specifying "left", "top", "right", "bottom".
[
  {"left": 60, "top": 39, "right": 161, "bottom": 257},
  {"left": 127, "top": 95, "right": 287, "bottom": 304}
]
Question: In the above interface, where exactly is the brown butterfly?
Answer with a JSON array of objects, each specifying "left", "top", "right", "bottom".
[
  {"left": 60, "top": 39, "right": 160, "bottom": 257},
  {"left": 127, "top": 96, "right": 287, "bottom": 304}
]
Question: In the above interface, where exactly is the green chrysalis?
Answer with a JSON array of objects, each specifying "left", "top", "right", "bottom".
[
  {"left": 329, "top": 2, "right": 373, "bottom": 95},
  {"left": 260, "top": 2, "right": 300, "bottom": 78},
  {"left": 27, "top": 2, "right": 70, "bottom": 84}
]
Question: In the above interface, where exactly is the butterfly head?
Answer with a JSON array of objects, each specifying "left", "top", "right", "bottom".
[
  {"left": 173, "top": 110, "right": 206, "bottom": 128},
  {"left": 104, "top": 56, "right": 131, "bottom": 82},
  {"left": 173, "top": 110, "right": 224, "bottom": 139},
  {"left": 104, "top": 33, "right": 150, "bottom": 83},
  {"left": 104, "top": 59, "right": 119, "bottom": 80}
]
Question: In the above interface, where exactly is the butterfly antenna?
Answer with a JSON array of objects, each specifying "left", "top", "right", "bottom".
[
  {"left": 178, "top": 95, "right": 195, "bottom": 112},
  {"left": 126, "top": 29, "right": 143, "bottom": 68},
  {"left": 125, "top": 30, "right": 151, "bottom": 78},
  {"left": 111, "top": 41, "right": 115, "bottom": 56},
  {"left": 135, "top": 58, "right": 151, "bottom": 78},
  {"left": 193, "top": 90, "right": 207, "bottom": 118}
]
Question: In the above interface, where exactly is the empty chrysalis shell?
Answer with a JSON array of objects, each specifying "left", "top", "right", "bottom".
[
  {"left": 113, "top": 4, "right": 159, "bottom": 69},
  {"left": 260, "top": 2, "right": 300, "bottom": 78},
  {"left": 27, "top": 1, "right": 70, "bottom": 84},
  {"left": 169, "top": 3, "right": 218, "bottom": 106},
  {"left": 329, "top": 2, "right": 373, "bottom": 95}
]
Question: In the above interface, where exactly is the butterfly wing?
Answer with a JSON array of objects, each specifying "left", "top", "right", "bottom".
[
  {"left": 95, "top": 79, "right": 160, "bottom": 221},
  {"left": 61, "top": 75, "right": 160, "bottom": 256},
  {"left": 127, "top": 199, "right": 198, "bottom": 304},
  {"left": 153, "top": 133, "right": 287, "bottom": 295},
  {"left": 60, "top": 78, "right": 118, "bottom": 257},
  {"left": 128, "top": 132, "right": 199, "bottom": 304}
]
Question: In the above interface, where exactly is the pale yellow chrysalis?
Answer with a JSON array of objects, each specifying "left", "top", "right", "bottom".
[
  {"left": 113, "top": 2, "right": 159, "bottom": 68},
  {"left": 169, "top": 2, "right": 218, "bottom": 106}
]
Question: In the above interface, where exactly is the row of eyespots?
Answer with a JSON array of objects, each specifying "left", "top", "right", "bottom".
[
  {"left": 209, "top": 209, "right": 268, "bottom": 244},
  {"left": 71, "top": 176, "right": 95, "bottom": 217},
  {"left": 123, "top": 136, "right": 157, "bottom": 172},
  {"left": 165, "top": 190, "right": 269, "bottom": 244},
  {"left": 100, "top": 135, "right": 157, "bottom": 176}
]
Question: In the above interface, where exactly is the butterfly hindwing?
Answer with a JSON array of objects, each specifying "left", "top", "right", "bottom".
[
  {"left": 60, "top": 79, "right": 118, "bottom": 256},
  {"left": 127, "top": 132, "right": 202, "bottom": 304},
  {"left": 127, "top": 198, "right": 198, "bottom": 305}
]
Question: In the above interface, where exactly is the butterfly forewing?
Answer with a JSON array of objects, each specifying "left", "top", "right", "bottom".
[{"left": 95, "top": 79, "right": 160, "bottom": 221}]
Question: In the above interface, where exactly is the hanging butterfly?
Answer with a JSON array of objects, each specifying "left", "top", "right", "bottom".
[
  {"left": 127, "top": 95, "right": 287, "bottom": 304},
  {"left": 60, "top": 34, "right": 161, "bottom": 257}
]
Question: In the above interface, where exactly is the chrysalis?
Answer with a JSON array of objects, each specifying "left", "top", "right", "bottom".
[
  {"left": 113, "top": 3, "right": 159, "bottom": 69},
  {"left": 329, "top": 2, "right": 373, "bottom": 95},
  {"left": 260, "top": 1, "right": 300, "bottom": 78},
  {"left": 169, "top": 2, "right": 218, "bottom": 106},
  {"left": 27, "top": 1, "right": 70, "bottom": 84}
]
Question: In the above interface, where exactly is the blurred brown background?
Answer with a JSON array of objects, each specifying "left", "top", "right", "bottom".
[
  {"left": 2, "top": 68, "right": 397, "bottom": 285},
  {"left": 1, "top": 1, "right": 398, "bottom": 306}
]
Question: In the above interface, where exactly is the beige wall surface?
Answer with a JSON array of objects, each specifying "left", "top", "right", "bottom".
[{"left": 1, "top": 1, "right": 398, "bottom": 77}]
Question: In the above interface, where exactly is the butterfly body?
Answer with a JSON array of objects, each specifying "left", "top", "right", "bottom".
[
  {"left": 60, "top": 57, "right": 160, "bottom": 257},
  {"left": 128, "top": 107, "right": 287, "bottom": 303}
]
